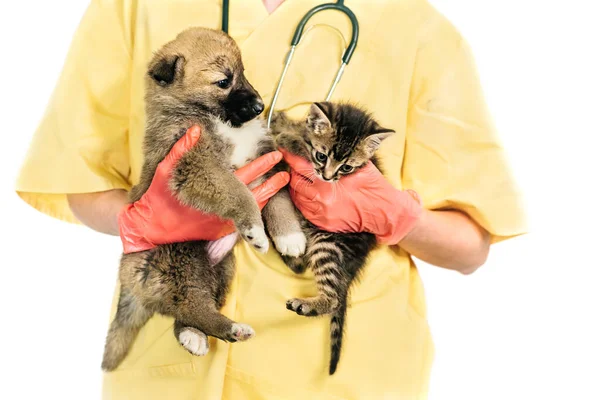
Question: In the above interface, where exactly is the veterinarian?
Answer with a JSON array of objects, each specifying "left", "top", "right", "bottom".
[{"left": 15, "top": 0, "right": 526, "bottom": 399}]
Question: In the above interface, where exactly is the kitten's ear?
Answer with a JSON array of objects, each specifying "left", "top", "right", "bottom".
[
  {"left": 365, "top": 127, "right": 395, "bottom": 154},
  {"left": 307, "top": 103, "right": 332, "bottom": 135},
  {"left": 148, "top": 53, "right": 184, "bottom": 86}
]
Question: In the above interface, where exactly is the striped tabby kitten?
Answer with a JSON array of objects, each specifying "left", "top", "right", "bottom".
[{"left": 271, "top": 102, "right": 395, "bottom": 375}]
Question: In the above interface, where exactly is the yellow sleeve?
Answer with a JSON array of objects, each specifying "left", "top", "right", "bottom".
[
  {"left": 15, "top": 0, "right": 133, "bottom": 224},
  {"left": 402, "top": 14, "right": 527, "bottom": 243}
]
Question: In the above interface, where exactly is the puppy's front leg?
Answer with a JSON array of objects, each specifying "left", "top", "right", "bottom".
[{"left": 170, "top": 147, "right": 269, "bottom": 253}]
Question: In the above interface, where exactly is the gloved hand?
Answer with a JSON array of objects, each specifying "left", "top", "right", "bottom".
[
  {"left": 119, "top": 125, "right": 290, "bottom": 253},
  {"left": 280, "top": 149, "right": 422, "bottom": 245}
]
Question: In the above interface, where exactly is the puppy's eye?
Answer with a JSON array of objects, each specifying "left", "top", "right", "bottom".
[
  {"left": 315, "top": 151, "right": 327, "bottom": 163},
  {"left": 216, "top": 78, "right": 231, "bottom": 89},
  {"left": 340, "top": 164, "right": 353, "bottom": 173}
]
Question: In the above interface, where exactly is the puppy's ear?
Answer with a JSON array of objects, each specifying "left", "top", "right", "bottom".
[
  {"left": 148, "top": 54, "right": 184, "bottom": 86},
  {"left": 307, "top": 102, "right": 331, "bottom": 135}
]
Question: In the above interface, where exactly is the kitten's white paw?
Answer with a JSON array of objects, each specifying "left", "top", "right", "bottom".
[
  {"left": 241, "top": 225, "right": 269, "bottom": 254},
  {"left": 178, "top": 328, "right": 209, "bottom": 356},
  {"left": 273, "top": 232, "right": 307, "bottom": 257},
  {"left": 230, "top": 323, "right": 255, "bottom": 341}
]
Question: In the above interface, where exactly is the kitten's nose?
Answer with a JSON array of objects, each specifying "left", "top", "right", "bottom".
[
  {"left": 251, "top": 101, "right": 264, "bottom": 115},
  {"left": 322, "top": 168, "right": 335, "bottom": 182}
]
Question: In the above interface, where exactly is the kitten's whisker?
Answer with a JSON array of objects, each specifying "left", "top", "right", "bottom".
[
  {"left": 293, "top": 171, "right": 316, "bottom": 193},
  {"left": 332, "top": 181, "right": 339, "bottom": 201},
  {"left": 293, "top": 178, "right": 308, "bottom": 193}
]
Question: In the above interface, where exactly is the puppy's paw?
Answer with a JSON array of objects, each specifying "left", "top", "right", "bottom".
[
  {"left": 178, "top": 327, "right": 209, "bottom": 356},
  {"left": 241, "top": 225, "right": 269, "bottom": 254},
  {"left": 273, "top": 232, "right": 306, "bottom": 257},
  {"left": 227, "top": 323, "right": 255, "bottom": 342}
]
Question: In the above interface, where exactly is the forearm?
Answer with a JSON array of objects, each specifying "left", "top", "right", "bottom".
[
  {"left": 399, "top": 209, "right": 490, "bottom": 274},
  {"left": 67, "top": 189, "right": 128, "bottom": 236}
]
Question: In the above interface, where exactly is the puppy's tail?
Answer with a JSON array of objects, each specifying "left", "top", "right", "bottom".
[
  {"left": 329, "top": 297, "right": 348, "bottom": 375},
  {"left": 101, "top": 288, "right": 151, "bottom": 371}
]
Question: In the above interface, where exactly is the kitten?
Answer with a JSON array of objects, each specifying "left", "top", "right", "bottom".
[
  {"left": 101, "top": 27, "right": 304, "bottom": 372},
  {"left": 271, "top": 102, "right": 395, "bottom": 375}
]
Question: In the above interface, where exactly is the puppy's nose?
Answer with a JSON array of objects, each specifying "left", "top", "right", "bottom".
[{"left": 251, "top": 101, "right": 264, "bottom": 115}]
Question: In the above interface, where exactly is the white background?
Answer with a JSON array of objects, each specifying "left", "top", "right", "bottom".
[{"left": 1, "top": 1, "right": 599, "bottom": 399}]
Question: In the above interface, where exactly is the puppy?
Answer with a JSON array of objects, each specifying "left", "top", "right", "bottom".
[{"left": 101, "top": 27, "right": 305, "bottom": 372}]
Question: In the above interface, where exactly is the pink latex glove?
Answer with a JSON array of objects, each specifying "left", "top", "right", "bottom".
[
  {"left": 280, "top": 149, "right": 423, "bottom": 245},
  {"left": 118, "top": 125, "right": 289, "bottom": 254}
]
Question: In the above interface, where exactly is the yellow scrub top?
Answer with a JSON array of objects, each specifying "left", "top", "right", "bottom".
[{"left": 16, "top": 0, "right": 527, "bottom": 399}]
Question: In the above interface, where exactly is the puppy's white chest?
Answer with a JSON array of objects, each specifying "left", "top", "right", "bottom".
[{"left": 215, "top": 119, "right": 267, "bottom": 169}]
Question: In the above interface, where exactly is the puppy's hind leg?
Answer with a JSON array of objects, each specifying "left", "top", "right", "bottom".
[
  {"left": 176, "top": 298, "right": 255, "bottom": 344},
  {"left": 173, "top": 255, "right": 255, "bottom": 345},
  {"left": 101, "top": 288, "right": 152, "bottom": 371},
  {"left": 174, "top": 320, "right": 209, "bottom": 356}
]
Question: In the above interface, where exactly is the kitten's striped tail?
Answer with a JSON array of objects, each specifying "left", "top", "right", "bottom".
[{"left": 329, "top": 297, "right": 348, "bottom": 375}]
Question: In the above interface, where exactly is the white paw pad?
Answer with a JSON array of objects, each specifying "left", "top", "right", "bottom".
[
  {"left": 242, "top": 225, "right": 269, "bottom": 254},
  {"left": 273, "top": 232, "right": 307, "bottom": 257},
  {"left": 231, "top": 323, "right": 255, "bottom": 341},
  {"left": 178, "top": 328, "right": 209, "bottom": 356}
]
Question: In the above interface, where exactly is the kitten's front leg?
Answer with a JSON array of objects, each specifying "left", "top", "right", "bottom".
[
  {"left": 275, "top": 132, "right": 311, "bottom": 159},
  {"left": 263, "top": 190, "right": 306, "bottom": 258},
  {"left": 254, "top": 137, "right": 308, "bottom": 265}
]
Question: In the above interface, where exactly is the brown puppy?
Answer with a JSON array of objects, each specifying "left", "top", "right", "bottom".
[{"left": 101, "top": 27, "right": 305, "bottom": 372}]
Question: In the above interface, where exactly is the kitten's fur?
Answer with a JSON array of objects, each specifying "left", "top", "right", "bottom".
[
  {"left": 271, "top": 102, "right": 395, "bottom": 375},
  {"left": 101, "top": 27, "right": 304, "bottom": 371}
]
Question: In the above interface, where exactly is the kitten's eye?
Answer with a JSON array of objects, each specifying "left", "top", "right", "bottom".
[
  {"left": 215, "top": 78, "right": 231, "bottom": 89},
  {"left": 315, "top": 151, "right": 327, "bottom": 163},
  {"left": 340, "top": 164, "right": 353, "bottom": 173}
]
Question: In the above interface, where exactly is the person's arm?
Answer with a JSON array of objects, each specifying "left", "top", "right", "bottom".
[
  {"left": 281, "top": 150, "right": 490, "bottom": 275},
  {"left": 397, "top": 19, "right": 527, "bottom": 270},
  {"left": 399, "top": 209, "right": 490, "bottom": 275},
  {"left": 67, "top": 190, "right": 127, "bottom": 236}
]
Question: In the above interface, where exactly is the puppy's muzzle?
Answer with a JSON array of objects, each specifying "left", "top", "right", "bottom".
[
  {"left": 224, "top": 88, "right": 264, "bottom": 126},
  {"left": 251, "top": 101, "right": 264, "bottom": 115}
]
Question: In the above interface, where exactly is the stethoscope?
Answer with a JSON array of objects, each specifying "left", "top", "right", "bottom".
[{"left": 221, "top": 0, "right": 360, "bottom": 129}]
